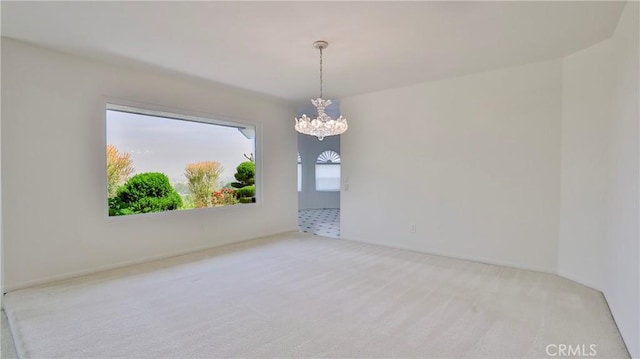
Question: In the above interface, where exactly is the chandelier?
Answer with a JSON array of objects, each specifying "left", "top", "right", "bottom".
[{"left": 295, "top": 40, "right": 348, "bottom": 141}]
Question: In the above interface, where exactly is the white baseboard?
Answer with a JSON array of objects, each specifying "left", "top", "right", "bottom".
[
  {"left": 340, "top": 235, "right": 613, "bottom": 298},
  {"left": 341, "top": 235, "right": 558, "bottom": 275},
  {"left": 555, "top": 270, "right": 603, "bottom": 292},
  {"left": 3, "top": 228, "right": 298, "bottom": 293},
  {"left": 5, "top": 229, "right": 605, "bottom": 299}
]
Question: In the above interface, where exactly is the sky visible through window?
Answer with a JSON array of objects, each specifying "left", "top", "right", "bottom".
[{"left": 106, "top": 110, "right": 254, "bottom": 186}]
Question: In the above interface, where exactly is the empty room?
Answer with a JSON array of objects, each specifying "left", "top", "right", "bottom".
[{"left": 1, "top": 1, "right": 638, "bottom": 358}]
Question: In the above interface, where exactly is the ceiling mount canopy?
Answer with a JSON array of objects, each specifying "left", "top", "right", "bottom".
[{"left": 294, "top": 40, "right": 348, "bottom": 141}]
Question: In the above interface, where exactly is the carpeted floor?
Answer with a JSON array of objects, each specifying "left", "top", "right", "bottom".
[
  {"left": 1, "top": 310, "right": 18, "bottom": 359},
  {"left": 3, "top": 232, "right": 629, "bottom": 358}
]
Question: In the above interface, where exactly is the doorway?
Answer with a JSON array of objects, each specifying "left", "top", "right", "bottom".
[{"left": 297, "top": 134, "right": 341, "bottom": 238}]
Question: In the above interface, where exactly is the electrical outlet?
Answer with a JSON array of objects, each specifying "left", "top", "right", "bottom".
[{"left": 410, "top": 224, "right": 417, "bottom": 233}]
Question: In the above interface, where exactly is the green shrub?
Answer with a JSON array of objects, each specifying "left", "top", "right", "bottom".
[
  {"left": 231, "top": 161, "right": 255, "bottom": 189},
  {"left": 235, "top": 185, "right": 255, "bottom": 199},
  {"left": 230, "top": 161, "right": 255, "bottom": 204},
  {"left": 108, "top": 197, "right": 132, "bottom": 216},
  {"left": 110, "top": 172, "right": 182, "bottom": 216}
]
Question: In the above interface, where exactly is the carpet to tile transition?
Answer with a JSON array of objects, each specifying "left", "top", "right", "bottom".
[{"left": 3, "top": 232, "right": 629, "bottom": 358}]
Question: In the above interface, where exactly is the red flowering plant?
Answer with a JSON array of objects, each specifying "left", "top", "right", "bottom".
[{"left": 212, "top": 188, "right": 238, "bottom": 206}]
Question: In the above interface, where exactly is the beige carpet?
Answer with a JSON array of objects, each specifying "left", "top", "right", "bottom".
[
  {"left": 3, "top": 232, "right": 629, "bottom": 358},
  {"left": 2, "top": 310, "right": 19, "bottom": 359}
]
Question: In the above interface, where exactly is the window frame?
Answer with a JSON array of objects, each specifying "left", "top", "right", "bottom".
[
  {"left": 297, "top": 153, "right": 302, "bottom": 192},
  {"left": 103, "top": 97, "right": 262, "bottom": 218}
]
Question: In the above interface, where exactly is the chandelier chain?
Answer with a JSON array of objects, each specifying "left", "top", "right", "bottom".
[{"left": 319, "top": 46, "right": 323, "bottom": 99}]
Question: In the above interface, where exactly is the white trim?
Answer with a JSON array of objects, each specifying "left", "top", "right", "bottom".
[
  {"left": 340, "top": 235, "right": 558, "bottom": 275},
  {"left": 556, "top": 270, "right": 603, "bottom": 292},
  {"left": 3, "top": 229, "right": 297, "bottom": 293},
  {"left": 339, "top": 235, "right": 614, "bottom": 295},
  {"left": 106, "top": 103, "right": 252, "bottom": 130},
  {"left": 102, "top": 96, "right": 263, "bottom": 218}
]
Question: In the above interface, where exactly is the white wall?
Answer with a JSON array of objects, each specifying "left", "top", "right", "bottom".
[
  {"left": 341, "top": 59, "right": 562, "bottom": 273},
  {"left": 605, "top": 4, "right": 640, "bottom": 356},
  {"left": 559, "top": 39, "right": 614, "bottom": 291},
  {"left": 560, "top": 2, "right": 639, "bottom": 357},
  {"left": 297, "top": 133, "right": 340, "bottom": 210},
  {"left": 0, "top": 35, "right": 3, "bottom": 302},
  {"left": 1, "top": 38, "right": 298, "bottom": 290}
]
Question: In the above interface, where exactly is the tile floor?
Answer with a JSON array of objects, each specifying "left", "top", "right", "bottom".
[{"left": 298, "top": 208, "right": 340, "bottom": 238}]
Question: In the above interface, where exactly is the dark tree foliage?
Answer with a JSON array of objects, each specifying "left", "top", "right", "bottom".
[{"left": 109, "top": 172, "right": 182, "bottom": 216}]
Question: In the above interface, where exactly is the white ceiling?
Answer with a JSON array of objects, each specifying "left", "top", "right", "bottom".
[{"left": 1, "top": 1, "right": 626, "bottom": 102}]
